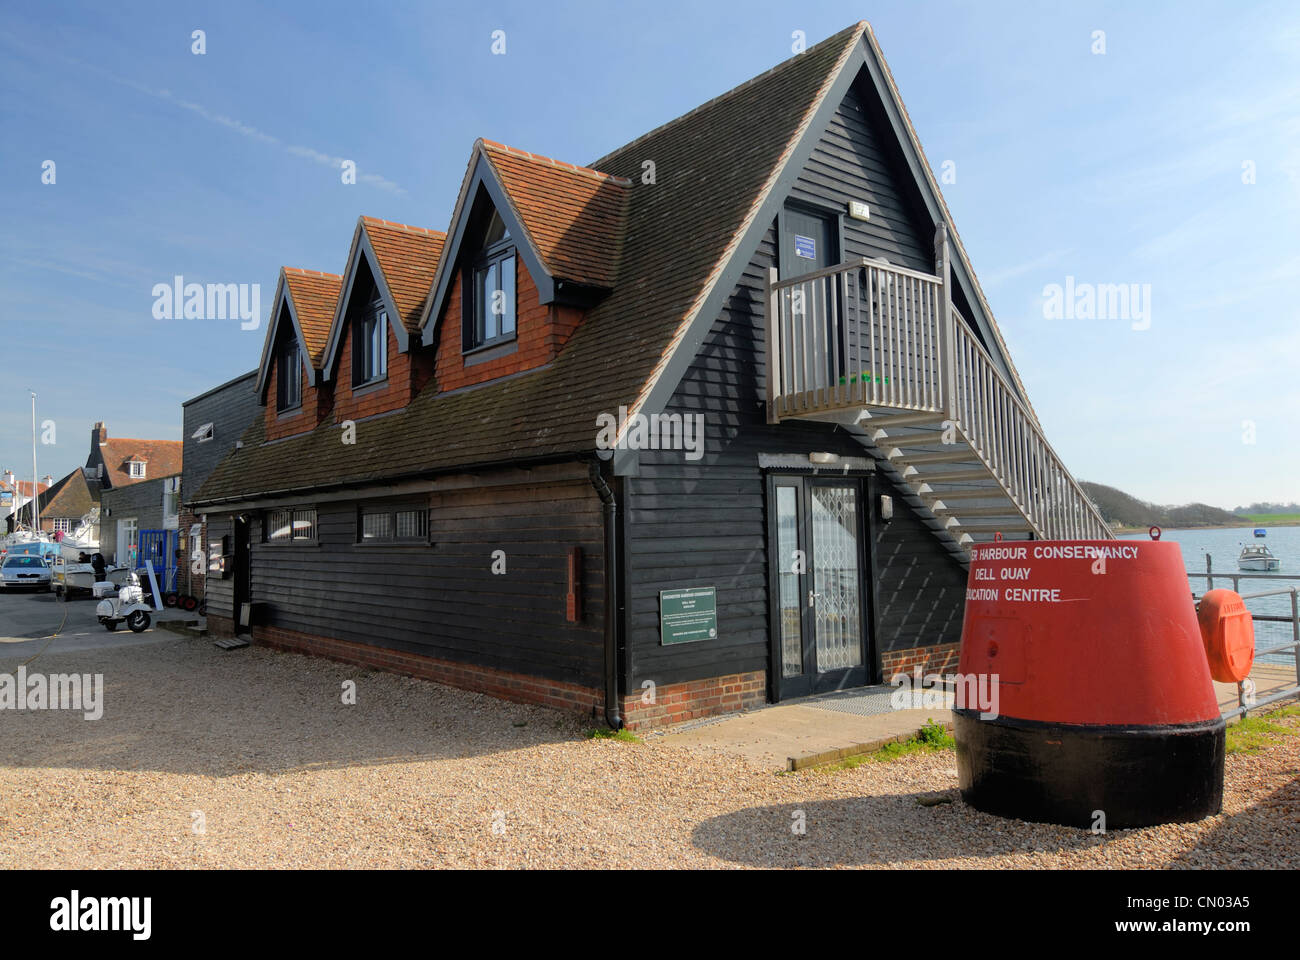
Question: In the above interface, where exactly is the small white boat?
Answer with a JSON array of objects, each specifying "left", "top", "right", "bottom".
[
  {"left": 52, "top": 558, "right": 129, "bottom": 597},
  {"left": 1238, "top": 543, "right": 1280, "bottom": 571}
]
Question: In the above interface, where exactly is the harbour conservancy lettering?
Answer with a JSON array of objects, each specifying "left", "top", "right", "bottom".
[
  {"left": 1032, "top": 545, "right": 1138, "bottom": 560},
  {"left": 967, "top": 587, "right": 1064, "bottom": 602},
  {"left": 973, "top": 544, "right": 1140, "bottom": 562},
  {"left": 1006, "top": 587, "right": 1061, "bottom": 602},
  {"left": 974, "top": 567, "right": 1030, "bottom": 581}
]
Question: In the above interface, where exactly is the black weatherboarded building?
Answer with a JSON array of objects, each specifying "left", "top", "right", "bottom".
[{"left": 190, "top": 22, "right": 1109, "bottom": 729}]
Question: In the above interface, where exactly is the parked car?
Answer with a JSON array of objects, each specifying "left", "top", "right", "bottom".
[{"left": 1, "top": 554, "right": 53, "bottom": 591}]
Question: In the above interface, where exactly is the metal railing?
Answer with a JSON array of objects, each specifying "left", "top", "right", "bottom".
[
  {"left": 950, "top": 314, "right": 1111, "bottom": 541},
  {"left": 764, "top": 223, "right": 1111, "bottom": 542}
]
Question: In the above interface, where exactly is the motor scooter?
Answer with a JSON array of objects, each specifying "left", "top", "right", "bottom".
[{"left": 96, "top": 572, "right": 153, "bottom": 632}]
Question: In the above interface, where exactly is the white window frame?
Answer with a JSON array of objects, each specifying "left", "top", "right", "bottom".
[{"left": 118, "top": 517, "right": 139, "bottom": 566}]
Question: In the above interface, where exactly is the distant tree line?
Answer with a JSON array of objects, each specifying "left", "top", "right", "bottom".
[
  {"left": 1079, "top": 482, "right": 1240, "bottom": 528},
  {"left": 1232, "top": 502, "right": 1300, "bottom": 515}
]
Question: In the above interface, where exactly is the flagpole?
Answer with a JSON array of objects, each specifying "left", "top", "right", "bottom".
[{"left": 31, "top": 392, "right": 40, "bottom": 533}]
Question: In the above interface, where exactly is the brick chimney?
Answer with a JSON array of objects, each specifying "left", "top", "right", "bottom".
[{"left": 92, "top": 421, "right": 108, "bottom": 444}]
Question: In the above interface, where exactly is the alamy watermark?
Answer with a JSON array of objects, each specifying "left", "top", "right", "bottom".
[
  {"left": 1042, "top": 276, "right": 1151, "bottom": 330},
  {"left": 890, "top": 666, "right": 999, "bottom": 719},
  {"left": 0, "top": 667, "right": 103, "bottom": 720},
  {"left": 595, "top": 406, "right": 705, "bottom": 461},
  {"left": 152, "top": 275, "right": 260, "bottom": 329}
]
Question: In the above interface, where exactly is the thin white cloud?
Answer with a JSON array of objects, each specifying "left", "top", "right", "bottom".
[
  {"left": 980, "top": 248, "right": 1071, "bottom": 288},
  {"left": 3, "top": 37, "right": 406, "bottom": 195}
]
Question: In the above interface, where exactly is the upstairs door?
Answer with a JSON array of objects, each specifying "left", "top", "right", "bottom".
[
  {"left": 780, "top": 204, "right": 843, "bottom": 387},
  {"left": 767, "top": 474, "right": 872, "bottom": 701},
  {"left": 781, "top": 204, "right": 837, "bottom": 278}
]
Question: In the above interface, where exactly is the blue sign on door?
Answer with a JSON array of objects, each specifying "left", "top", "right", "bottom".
[{"left": 794, "top": 235, "right": 817, "bottom": 259}]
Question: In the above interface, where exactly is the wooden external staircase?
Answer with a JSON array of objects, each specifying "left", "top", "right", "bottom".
[{"left": 765, "top": 224, "right": 1113, "bottom": 562}]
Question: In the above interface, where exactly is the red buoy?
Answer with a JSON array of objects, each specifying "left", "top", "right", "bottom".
[{"left": 954, "top": 538, "right": 1225, "bottom": 828}]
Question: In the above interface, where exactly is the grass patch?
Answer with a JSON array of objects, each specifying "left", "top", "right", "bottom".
[
  {"left": 818, "top": 719, "right": 954, "bottom": 772},
  {"left": 1240, "top": 513, "right": 1300, "bottom": 525},
  {"left": 584, "top": 727, "right": 642, "bottom": 743},
  {"left": 1227, "top": 704, "right": 1300, "bottom": 755}
]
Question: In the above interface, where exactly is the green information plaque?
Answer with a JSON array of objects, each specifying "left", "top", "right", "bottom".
[{"left": 659, "top": 586, "right": 717, "bottom": 645}]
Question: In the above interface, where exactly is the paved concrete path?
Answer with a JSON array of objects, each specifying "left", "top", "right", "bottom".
[
  {"left": 659, "top": 664, "right": 1300, "bottom": 772},
  {"left": 654, "top": 686, "right": 954, "bottom": 771}
]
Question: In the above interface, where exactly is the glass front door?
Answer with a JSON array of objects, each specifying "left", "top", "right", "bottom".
[{"left": 768, "top": 475, "right": 872, "bottom": 700}]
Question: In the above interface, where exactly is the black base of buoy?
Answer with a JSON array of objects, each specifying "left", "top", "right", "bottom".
[{"left": 954, "top": 709, "right": 1225, "bottom": 829}]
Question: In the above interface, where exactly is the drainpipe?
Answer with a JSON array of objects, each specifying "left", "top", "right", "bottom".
[{"left": 588, "top": 461, "right": 622, "bottom": 729}]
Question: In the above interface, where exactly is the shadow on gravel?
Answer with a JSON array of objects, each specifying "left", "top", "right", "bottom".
[
  {"left": 0, "top": 638, "right": 587, "bottom": 777},
  {"left": 1170, "top": 773, "right": 1299, "bottom": 868},
  {"left": 690, "top": 792, "right": 1107, "bottom": 866}
]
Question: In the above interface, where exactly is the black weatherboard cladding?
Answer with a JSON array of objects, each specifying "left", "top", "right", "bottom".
[
  {"left": 181, "top": 371, "right": 259, "bottom": 504},
  {"left": 234, "top": 464, "right": 606, "bottom": 689},
  {"left": 623, "top": 69, "right": 968, "bottom": 691}
]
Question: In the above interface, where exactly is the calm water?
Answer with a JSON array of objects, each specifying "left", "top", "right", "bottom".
[{"left": 1119, "top": 525, "right": 1300, "bottom": 665}]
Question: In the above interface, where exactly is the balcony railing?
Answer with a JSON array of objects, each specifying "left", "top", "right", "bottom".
[
  {"left": 765, "top": 224, "right": 1111, "bottom": 542},
  {"left": 766, "top": 257, "right": 948, "bottom": 418}
]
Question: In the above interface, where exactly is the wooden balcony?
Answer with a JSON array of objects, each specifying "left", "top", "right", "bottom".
[{"left": 764, "top": 225, "right": 1111, "bottom": 544}]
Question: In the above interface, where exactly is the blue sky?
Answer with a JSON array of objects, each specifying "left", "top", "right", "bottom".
[{"left": 1, "top": 0, "right": 1296, "bottom": 509}]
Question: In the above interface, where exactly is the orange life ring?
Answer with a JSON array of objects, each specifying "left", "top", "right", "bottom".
[{"left": 1196, "top": 589, "right": 1255, "bottom": 683}]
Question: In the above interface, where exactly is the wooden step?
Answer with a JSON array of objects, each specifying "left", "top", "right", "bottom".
[
  {"left": 912, "top": 468, "right": 992, "bottom": 483},
  {"left": 934, "top": 505, "right": 1025, "bottom": 518},
  {"left": 948, "top": 520, "right": 1034, "bottom": 534},
  {"left": 902, "top": 450, "right": 978, "bottom": 466},
  {"left": 920, "top": 487, "right": 1005, "bottom": 501},
  {"left": 874, "top": 429, "right": 955, "bottom": 447},
  {"left": 860, "top": 410, "right": 941, "bottom": 429}
]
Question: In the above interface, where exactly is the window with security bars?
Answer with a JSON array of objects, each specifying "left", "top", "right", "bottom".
[
  {"left": 266, "top": 507, "right": 316, "bottom": 542},
  {"left": 359, "top": 505, "right": 428, "bottom": 543}
]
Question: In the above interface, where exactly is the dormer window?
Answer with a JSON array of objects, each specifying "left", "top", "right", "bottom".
[
  {"left": 277, "top": 340, "right": 302, "bottom": 411},
  {"left": 353, "top": 301, "right": 388, "bottom": 387},
  {"left": 128, "top": 460, "right": 146, "bottom": 479},
  {"left": 466, "top": 210, "right": 516, "bottom": 351}
]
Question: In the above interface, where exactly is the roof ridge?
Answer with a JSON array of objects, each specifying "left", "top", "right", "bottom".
[
  {"left": 480, "top": 139, "right": 633, "bottom": 187},
  {"left": 283, "top": 267, "right": 343, "bottom": 280},
  {"left": 591, "top": 21, "right": 866, "bottom": 169},
  {"left": 360, "top": 216, "right": 447, "bottom": 238},
  {"left": 618, "top": 22, "right": 864, "bottom": 428}
]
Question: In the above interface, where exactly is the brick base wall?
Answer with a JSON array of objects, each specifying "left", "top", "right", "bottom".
[
  {"left": 206, "top": 615, "right": 765, "bottom": 730},
  {"left": 880, "top": 642, "right": 961, "bottom": 680},
  {"left": 247, "top": 623, "right": 605, "bottom": 719},
  {"left": 620, "top": 670, "right": 766, "bottom": 730}
]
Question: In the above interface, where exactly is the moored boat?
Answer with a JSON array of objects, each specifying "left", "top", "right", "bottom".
[{"left": 1238, "top": 543, "right": 1280, "bottom": 571}]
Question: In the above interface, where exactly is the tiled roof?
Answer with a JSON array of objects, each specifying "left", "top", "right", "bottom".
[
  {"left": 41, "top": 470, "right": 95, "bottom": 519},
  {"left": 100, "top": 438, "right": 183, "bottom": 487},
  {"left": 0, "top": 478, "right": 48, "bottom": 497},
  {"left": 194, "top": 23, "right": 865, "bottom": 505},
  {"left": 282, "top": 268, "right": 342, "bottom": 366},
  {"left": 361, "top": 218, "right": 446, "bottom": 333},
  {"left": 481, "top": 141, "right": 629, "bottom": 288}
]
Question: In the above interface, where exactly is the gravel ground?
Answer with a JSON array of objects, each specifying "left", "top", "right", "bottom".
[{"left": 0, "top": 636, "right": 1296, "bottom": 869}]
